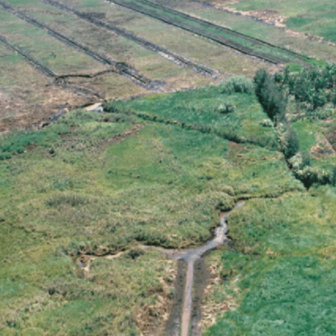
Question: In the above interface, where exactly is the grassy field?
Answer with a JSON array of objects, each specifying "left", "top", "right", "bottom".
[
  {"left": 227, "top": 0, "right": 336, "bottom": 43},
  {"left": 2, "top": 0, "right": 336, "bottom": 335},
  {"left": 154, "top": 0, "right": 336, "bottom": 64},
  {"left": 204, "top": 186, "right": 336, "bottom": 336},
  {"left": 1, "top": 84, "right": 307, "bottom": 335},
  {"left": 4, "top": 0, "right": 329, "bottom": 132}
]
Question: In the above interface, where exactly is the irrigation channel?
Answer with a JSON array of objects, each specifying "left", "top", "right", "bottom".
[
  {"left": 0, "top": 0, "right": 162, "bottom": 91},
  {"left": 42, "top": 0, "right": 222, "bottom": 80},
  {"left": 107, "top": 0, "right": 310, "bottom": 65},
  {"left": 143, "top": 200, "right": 245, "bottom": 335}
]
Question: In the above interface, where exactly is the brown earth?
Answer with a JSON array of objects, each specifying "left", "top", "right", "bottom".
[{"left": 0, "top": 82, "right": 91, "bottom": 134}]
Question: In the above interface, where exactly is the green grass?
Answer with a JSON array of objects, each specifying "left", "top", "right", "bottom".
[
  {"left": 156, "top": 0, "right": 336, "bottom": 64},
  {"left": 112, "top": 0, "right": 310, "bottom": 64},
  {"left": 107, "top": 85, "right": 278, "bottom": 147},
  {"left": 205, "top": 187, "right": 336, "bottom": 335},
  {"left": 0, "top": 85, "right": 303, "bottom": 335},
  {"left": 228, "top": 0, "right": 336, "bottom": 43},
  {"left": 3, "top": 83, "right": 336, "bottom": 335},
  {"left": 291, "top": 114, "right": 336, "bottom": 172}
]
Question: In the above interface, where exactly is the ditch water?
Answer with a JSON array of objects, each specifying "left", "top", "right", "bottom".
[{"left": 166, "top": 200, "right": 245, "bottom": 336}]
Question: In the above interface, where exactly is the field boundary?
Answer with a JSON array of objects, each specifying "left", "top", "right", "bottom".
[
  {"left": 0, "top": 34, "right": 104, "bottom": 98},
  {"left": 0, "top": 34, "right": 57, "bottom": 77},
  {"left": 0, "top": 0, "right": 163, "bottom": 91},
  {"left": 42, "top": 0, "right": 223, "bottom": 79}
]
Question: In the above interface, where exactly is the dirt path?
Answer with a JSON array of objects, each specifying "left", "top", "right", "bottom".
[
  {"left": 0, "top": 0, "right": 162, "bottom": 91},
  {"left": 42, "top": 0, "right": 222, "bottom": 80}
]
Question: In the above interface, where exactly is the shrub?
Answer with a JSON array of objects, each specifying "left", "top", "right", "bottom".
[
  {"left": 254, "top": 69, "right": 287, "bottom": 122},
  {"left": 218, "top": 103, "right": 236, "bottom": 114},
  {"left": 0, "top": 153, "right": 12, "bottom": 160},
  {"left": 46, "top": 193, "right": 89, "bottom": 207},
  {"left": 284, "top": 128, "right": 300, "bottom": 159},
  {"left": 330, "top": 166, "right": 336, "bottom": 186},
  {"left": 260, "top": 119, "right": 273, "bottom": 127},
  {"left": 301, "top": 152, "right": 312, "bottom": 168},
  {"left": 222, "top": 76, "right": 254, "bottom": 95},
  {"left": 278, "top": 64, "right": 336, "bottom": 111}
]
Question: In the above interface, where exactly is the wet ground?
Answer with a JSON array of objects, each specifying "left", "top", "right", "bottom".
[{"left": 165, "top": 200, "right": 245, "bottom": 336}]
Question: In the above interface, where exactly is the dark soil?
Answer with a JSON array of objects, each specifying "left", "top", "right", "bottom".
[
  {"left": 165, "top": 260, "right": 186, "bottom": 336},
  {"left": 190, "top": 258, "right": 211, "bottom": 336}
]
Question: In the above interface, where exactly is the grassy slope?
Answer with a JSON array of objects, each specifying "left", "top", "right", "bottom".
[{"left": 0, "top": 86, "right": 302, "bottom": 335}]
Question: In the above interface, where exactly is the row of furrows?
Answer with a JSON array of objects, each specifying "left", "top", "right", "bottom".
[
  {"left": 163, "top": 0, "right": 310, "bottom": 62},
  {"left": 0, "top": 34, "right": 103, "bottom": 98},
  {"left": 0, "top": 0, "right": 162, "bottom": 91},
  {"left": 108, "top": 0, "right": 310, "bottom": 64},
  {"left": 141, "top": 0, "right": 312, "bottom": 62},
  {"left": 42, "top": 0, "right": 223, "bottom": 79}
]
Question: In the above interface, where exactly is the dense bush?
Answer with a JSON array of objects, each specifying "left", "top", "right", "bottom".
[
  {"left": 284, "top": 127, "right": 300, "bottom": 159},
  {"left": 218, "top": 103, "right": 236, "bottom": 114},
  {"left": 221, "top": 76, "right": 254, "bottom": 95},
  {"left": 254, "top": 69, "right": 287, "bottom": 122},
  {"left": 278, "top": 64, "right": 336, "bottom": 111}
]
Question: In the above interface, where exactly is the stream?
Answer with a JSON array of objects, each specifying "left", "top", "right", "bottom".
[{"left": 166, "top": 200, "right": 245, "bottom": 336}]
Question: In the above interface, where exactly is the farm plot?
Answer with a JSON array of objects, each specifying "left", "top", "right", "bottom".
[
  {"left": 154, "top": 0, "right": 336, "bottom": 64},
  {"left": 0, "top": 0, "right": 220, "bottom": 131},
  {"left": 86, "top": 0, "right": 276, "bottom": 78},
  {"left": 107, "top": 0, "right": 311, "bottom": 65}
]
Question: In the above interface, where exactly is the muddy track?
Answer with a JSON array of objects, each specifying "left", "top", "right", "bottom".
[
  {"left": 164, "top": 200, "right": 245, "bottom": 336},
  {"left": 42, "top": 0, "right": 222, "bottom": 79},
  {"left": 107, "top": 0, "right": 299, "bottom": 64},
  {"left": 0, "top": 34, "right": 102, "bottom": 99},
  {"left": 0, "top": 0, "right": 162, "bottom": 91}
]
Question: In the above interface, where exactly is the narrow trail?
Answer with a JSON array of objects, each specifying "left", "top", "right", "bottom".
[
  {"left": 42, "top": 0, "right": 222, "bottom": 80},
  {"left": 107, "top": 0, "right": 309, "bottom": 65},
  {"left": 0, "top": 0, "right": 162, "bottom": 91}
]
